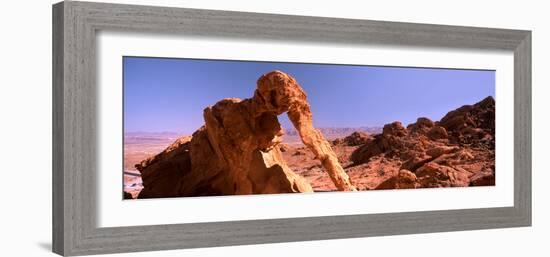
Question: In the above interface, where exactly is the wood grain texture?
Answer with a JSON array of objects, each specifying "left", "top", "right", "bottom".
[{"left": 52, "top": 1, "right": 532, "bottom": 256}]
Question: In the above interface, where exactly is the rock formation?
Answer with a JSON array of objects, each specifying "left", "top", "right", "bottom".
[
  {"left": 440, "top": 96, "right": 495, "bottom": 145},
  {"left": 375, "top": 169, "right": 418, "bottom": 190},
  {"left": 136, "top": 71, "right": 355, "bottom": 198},
  {"left": 349, "top": 121, "right": 411, "bottom": 165},
  {"left": 130, "top": 75, "right": 495, "bottom": 197},
  {"left": 333, "top": 131, "right": 371, "bottom": 146},
  {"left": 348, "top": 96, "right": 495, "bottom": 190}
]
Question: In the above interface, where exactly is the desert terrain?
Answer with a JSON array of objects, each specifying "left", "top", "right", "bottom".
[
  {"left": 123, "top": 132, "right": 183, "bottom": 198},
  {"left": 124, "top": 95, "right": 495, "bottom": 199},
  {"left": 123, "top": 71, "right": 495, "bottom": 199},
  {"left": 123, "top": 127, "right": 381, "bottom": 197}
]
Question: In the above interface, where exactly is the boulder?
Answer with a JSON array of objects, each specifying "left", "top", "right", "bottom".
[
  {"left": 439, "top": 96, "right": 495, "bottom": 143},
  {"left": 416, "top": 162, "right": 470, "bottom": 187},
  {"left": 342, "top": 131, "right": 371, "bottom": 146},
  {"left": 470, "top": 172, "right": 495, "bottom": 186},
  {"left": 350, "top": 122, "right": 410, "bottom": 165},
  {"left": 383, "top": 121, "right": 408, "bottom": 137},
  {"left": 431, "top": 149, "right": 474, "bottom": 166},
  {"left": 349, "top": 137, "right": 384, "bottom": 165},
  {"left": 376, "top": 170, "right": 418, "bottom": 190},
  {"left": 136, "top": 135, "right": 193, "bottom": 198},
  {"left": 427, "top": 126, "right": 448, "bottom": 140},
  {"left": 407, "top": 117, "right": 434, "bottom": 135},
  {"left": 425, "top": 145, "right": 459, "bottom": 158},
  {"left": 400, "top": 154, "right": 432, "bottom": 172}
]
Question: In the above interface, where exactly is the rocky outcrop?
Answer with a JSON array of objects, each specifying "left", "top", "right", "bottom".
[
  {"left": 407, "top": 117, "right": 434, "bottom": 135},
  {"left": 333, "top": 131, "right": 371, "bottom": 146},
  {"left": 415, "top": 162, "right": 470, "bottom": 187},
  {"left": 350, "top": 121, "right": 413, "bottom": 165},
  {"left": 136, "top": 135, "right": 193, "bottom": 198},
  {"left": 439, "top": 96, "right": 495, "bottom": 144},
  {"left": 426, "top": 126, "right": 448, "bottom": 140},
  {"left": 137, "top": 71, "right": 356, "bottom": 198},
  {"left": 350, "top": 97, "right": 495, "bottom": 190},
  {"left": 469, "top": 172, "right": 495, "bottom": 186},
  {"left": 375, "top": 169, "right": 418, "bottom": 190}
]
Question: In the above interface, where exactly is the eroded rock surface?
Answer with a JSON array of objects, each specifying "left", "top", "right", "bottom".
[
  {"left": 333, "top": 131, "right": 371, "bottom": 146},
  {"left": 348, "top": 96, "right": 495, "bottom": 190},
  {"left": 251, "top": 97, "right": 496, "bottom": 192},
  {"left": 137, "top": 71, "right": 355, "bottom": 198}
]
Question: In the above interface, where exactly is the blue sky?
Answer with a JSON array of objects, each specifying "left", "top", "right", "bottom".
[{"left": 124, "top": 57, "right": 495, "bottom": 134}]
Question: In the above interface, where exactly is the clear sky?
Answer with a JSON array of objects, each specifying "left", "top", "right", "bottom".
[{"left": 123, "top": 57, "right": 495, "bottom": 134}]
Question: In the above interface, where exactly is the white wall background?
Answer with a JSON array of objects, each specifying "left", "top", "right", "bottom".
[{"left": 0, "top": 0, "right": 547, "bottom": 256}]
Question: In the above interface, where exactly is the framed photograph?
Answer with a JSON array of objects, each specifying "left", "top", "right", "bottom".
[{"left": 52, "top": 1, "right": 531, "bottom": 256}]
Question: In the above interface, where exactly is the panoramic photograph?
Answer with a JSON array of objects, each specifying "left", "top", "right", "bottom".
[{"left": 123, "top": 57, "right": 496, "bottom": 199}]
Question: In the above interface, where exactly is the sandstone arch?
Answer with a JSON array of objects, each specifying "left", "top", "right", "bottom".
[
  {"left": 251, "top": 71, "right": 356, "bottom": 191},
  {"left": 137, "top": 70, "right": 355, "bottom": 198}
]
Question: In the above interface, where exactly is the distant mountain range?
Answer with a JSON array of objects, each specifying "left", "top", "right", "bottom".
[
  {"left": 126, "top": 127, "right": 383, "bottom": 138},
  {"left": 283, "top": 126, "right": 383, "bottom": 139},
  {"left": 125, "top": 131, "right": 183, "bottom": 137}
]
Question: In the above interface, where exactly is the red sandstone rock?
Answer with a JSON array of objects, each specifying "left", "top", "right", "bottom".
[
  {"left": 136, "top": 135, "right": 193, "bottom": 198},
  {"left": 400, "top": 154, "right": 432, "bottom": 172},
  {"left": 137, "top": 71, "right": 357, "bottom": 198},
  {"left": 470, "top": 172, "right": 495, "bottom": 186},
  {"left": 350, "top": 122, "right": 411, "bottom": 164},
  {"left": 425, "top": 145, "right": 460, "bottom": 158},
  {"left": 415, "top": 162, "right": 470, "bottom": 187},
  {"left": 348, "top": 97, "right": 495, "bottom": 190},
  {"left": 426, "top": 125, "right": 448, "bottom": 140},
  {"left": 376, "top": 169, "right": 419, "bottom": 190},
  {"left": 407, "top": 117, "right": 434, "bottom": 135},
  {"left": 258, "top": 71, "right": 355, "bottom": 191},
  {"left": 439, "top": 96, "right": 495, "bottom": 144},
  {"left": 383, "top": 121, "right": 408, "bottom": 137},
  {"left": 341, "top": 131, "right": 371, "bottom": 146}
]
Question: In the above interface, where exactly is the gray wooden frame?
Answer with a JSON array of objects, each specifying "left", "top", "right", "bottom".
[{"left": 52, "top": 1, "right": 531, "bottom": 256}]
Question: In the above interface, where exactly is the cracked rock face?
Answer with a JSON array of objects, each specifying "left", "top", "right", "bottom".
[{"left": 137, "top": 71, "right": 355, "bottom": 198}]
